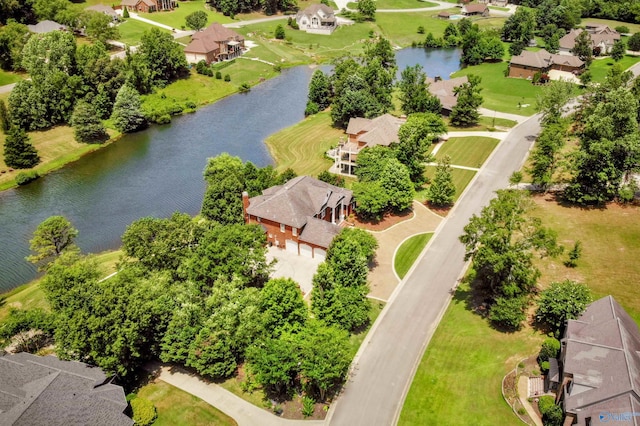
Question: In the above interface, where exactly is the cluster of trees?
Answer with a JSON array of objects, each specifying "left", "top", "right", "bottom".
[
  {"left": 200, "top": 153, "right": 296, "bottom": 224},
  {"left": 517, "top": 0, "right": 640, "bottom": 24},
  {"left": 8, "top": 196, "right": 376, "bottom": 403},
  {"left": 206, "top": 0, "right": 297, "bottom": 18},
  {"left": 305, "top": 38, "right": 396, "bottom": 128},
  {"left": 460, "top": 190, "right": 563, "bottom": 330}
]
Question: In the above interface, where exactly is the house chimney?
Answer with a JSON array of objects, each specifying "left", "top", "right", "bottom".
[{"left": 242, "top": 191, "right": 250, "bottom": 223}]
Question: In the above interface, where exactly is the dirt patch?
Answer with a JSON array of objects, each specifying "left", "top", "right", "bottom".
[
  {"left": 351, "top": 209, "right": 413, "bottom": 231},
  {"left": 424, "top": 201, "right": 451, "bottom": 216}
]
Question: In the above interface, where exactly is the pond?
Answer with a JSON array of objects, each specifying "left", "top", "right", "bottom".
[{"left": 0, "top": 48, "right": 461, "bottom": 292}]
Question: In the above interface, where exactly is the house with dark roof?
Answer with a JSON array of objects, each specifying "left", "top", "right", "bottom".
[
  {"left": 0, "top": 352, "right": 132, "bottom": 426},
  {"left": 27, "top": 20, "right": 67, "bottom": 34},
  {"left": 184, "top": 23, "right": 245, "bottom": 64},
  {"left": 332, "top": 114, "right": 405, "bottom": 176},
  {"left": 461, "top": 3, "right": 489, "bottom": 16},
  {"left": 120, "top": 0, "right": 176, "bottom": 13},
  {"left": 508, "top": 49, "right": 584, "bottom": 79},
  {"left": 427, "top": 76, "right": 469, "bottom": 115},
  {"left": 86, "top": 4, "right": 119, "bottom": 21},
  {"left": 559, "top": 25, "right": 620, "bottom": 56},
  {"left": 295, "top": 4, "right": 337, "bottom": 35},
  {"left": 555, "top": 296, "right": 640, "bottom": 426},
  {"left": 243, "top": 176, "right": 354, "bottom": 259}
]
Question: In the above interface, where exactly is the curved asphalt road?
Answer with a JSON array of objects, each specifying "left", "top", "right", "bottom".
[{"left": 327, "top": 113, "right": 543, "bottom": 426}]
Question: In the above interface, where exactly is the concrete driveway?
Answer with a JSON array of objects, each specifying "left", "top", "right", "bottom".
[{"left": 266, "top": 246, "right": 322, "bottom": 297}]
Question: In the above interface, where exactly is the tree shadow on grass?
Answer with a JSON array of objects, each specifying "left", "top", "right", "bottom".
[{"left": 532, "top": 191, "right": 609, "bottom": 212}]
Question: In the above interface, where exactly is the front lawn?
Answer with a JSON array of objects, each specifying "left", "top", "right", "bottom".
[
  {"left": 589, "top": 55, "right": 640, "bottom": 83},
  {"left": 418, "top": 166, "right": 476, "bottom": 202},
  {"left": 399, "top": 283, "right": 543, "bottom": 425},
  {"left": 0, "top": 70, "right": 23, "bottom": 86},
  {"left": 264, "top": 110, "right": 344, "bottom": 175},
  {"left": 447, "top": 116, "right": 517, "bottom": 132},
  {"left": 138, "top": 0, "right": 233, "bottom": 29},
  {"left": 452, "top": 61, "right": 541, "bottom": 116},
  {"left": 376, "top": 0, "right": 437, "bottom": 9},
  {"left": 434, "top": 136, "right": 500, "bottom": 168},
  {"left": 137, "top": 380, "right": 237, "bottom": 426},
  {"left": 395, "top": 233, "right": 433, "bottom": 279},
  {"left": 117, "top": 18, "right": 171, "bottom": 46}
]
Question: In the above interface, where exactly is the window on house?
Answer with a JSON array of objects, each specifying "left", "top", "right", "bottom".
[
  {"left": 280, "top": 223, "right": 285, "bottom": 233},
  {"left": 257, "top": 217, "right": 261, "bottom": 222},
  {"left": 320, "top": 209, "right": 325, "bottom": 219},
  {"left": 292, "top": 227, "right": 297, "bottom": 236}
]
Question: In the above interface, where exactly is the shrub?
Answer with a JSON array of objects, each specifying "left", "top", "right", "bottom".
[
  {"left": 540, "top": 360, "right": 550, "bottom": 373},
  {"left": 537, "top": 395, "right": 555, "bottom": 415},
  {"left": 216, "top": 71, "right": 222, "bottom": 79},
  {"left": 239, "top": 82, "right": 251, "bottom": 93},
  {"left": 543, "top": 404, "right": 563, "bottom": 426},
  {"left": 185, "top": 101, "right": 197, "bottom": 109},
  {"left": 564, "top": 241, "right": 582, "bottom": 267},
  {"left": 302, "top": 396, "right": 315, "bottom": 418},
  {"left": 618, "top": 182, "right": 636, "bottom": 203},
  {"left": 275, "top": 24, "right": 285, "bottom": 40},
  {"left": 156, "top": 114, "right": 171, "bottom": 124},
  {"left": 615, "top": 25, "right": 629, "bottom": 34},
  {"left": 224, "top": 74, "right": 231, "bottom": 82},
  {"left": 131, "top": 397, "right": 157, "bottom": 426},
  {"left": 305, "top": 101, "right": 319, "bottom": 116},
  {"left": 536, "top": 280, "right": 591, "bottom": 334},
  {"left": 273, "top": 64, "right": 282, "bottom": 72},
  {"left": 517, "top": 407, "right": 526, "bottom": 415},
  {"left": 489, "top": 297, "right": 527, "bottom": 330},
  {"left": 417, "top": 26, "right": 425, "bottom": 34},
  {"left": 122, "top": 7, "right": 129, "bottom": 18},
  {"left": 15, "top": 170, "right": 39, "bottom": 185},
  {"left": 539, "top": 337, "right": 560, "bottom": 362}
]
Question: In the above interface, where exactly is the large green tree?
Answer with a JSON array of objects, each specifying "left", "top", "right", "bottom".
[
  {"left": 201, "top": 153, "right": 246, "bottom": 224},
  {"left": 3, "top": 126, "right": 40, "bottom": 169},
  {"left": 185, "top": 10, "right": 208, "bottom": 31},
  {"left": 138, "top": 28, "right": 188, "bottom": 86},
  {"left": 536, "top": 280, "right": 592, "bottom": 335},
  {"left": 306, "top": 69, "right": 331, "bottom": 114},
  {"left": 357, "top": 0, "right": 376, "bottom": 21},
  {"left": 427, "top": 155, "right": 456, "bottom": 207},
  {"left": 70, "top": 101, "right": 109, "bottom": 143},
  {"left": 449, "top": 74, "right": 483, "bottom": 127},
  {"left": 398, "top": 64, "right": 441, "bottom": 116},
  {"left": 395, "top": 112, "right": 445, "bottom": 186},
  {"left": 528, "top": 122, "right": 567, "bottom": 189},
  {"left": 260, "top": 278, "right": 307, "bottom": 337},
  {"left": 81, "top": 11, "right": 119, "bottom": 45},
  {"left": 111, "top": 84, "right": 147, "bottom": 133},
  {"left": 26, "top": 215, "right": 78, "bottom": 271},
  {"left": 571, "top": 30, "right": 593, "bottom": 64},
  {"left": 0, "top": 20, "right": 30, "bottom": 71},
  {"left": 501, "top": 7, "right": 536, "bottom": 44}
]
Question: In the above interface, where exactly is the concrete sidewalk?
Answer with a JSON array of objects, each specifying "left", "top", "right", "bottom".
[{"left": 147, "top": 362, "right": 325, "bottom": 426}]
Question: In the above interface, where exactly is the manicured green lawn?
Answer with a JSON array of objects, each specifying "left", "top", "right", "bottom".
[
  {"left": 589, "top": 55, "right": 640, "bottom": 83},
  {"left": 138, "top": 0, "right": 233, "bottom": 29},
  {"left": 447, "top": 116, "right": 517, "bottom": 132},
  {"left": 394, "top": 233, "right": 433, "bottom": 279},
  {"left": 419, "top": 166, "right": 476, "bottom": 202},
  {"left": 578, "top": 18, "right": 640, "bottom": 35},
  {"left": 376, "top": 0, "right": 437, "bottom": 8},
  {"left": 0, "top": 70, "right": 23, "bottom": 86},
  {"left": 452, "top": 61, "right": 541, "bottom": 116},
  {"left": 137, "top": 380, "right": 237, "bottom": 426},
  {"left": 398, "top": 283, "right": 543, "bottom": 426},
  {"left": 264, "top": 110, "right": 344, "bottom": 175},
  {"left": 117, "top": 18, "right": 171, "bottom": 46},
  {"left": 434, "top": 136, "right": 499, "bottom": 168}
]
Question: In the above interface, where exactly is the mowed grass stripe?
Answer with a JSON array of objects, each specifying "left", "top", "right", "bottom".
[
  {"left": 421, "top": 166, "right": 476, "bottom": 202},
  {"left": 435, "top": 136, "right": 499, "bottom": 168},
  {"left": 395, "top": 233, "right": 433, "bottom": 279},
  {"left": 265, "top": 111, "right": 343, "bottom": 175}
]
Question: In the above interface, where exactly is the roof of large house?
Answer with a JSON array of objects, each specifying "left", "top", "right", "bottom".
[
  {"left": 559, "top": 28, "right": 620, "bottom": 51},
  {"left": 427, "top": 76, "right": 469, "bottom": 111},
  {"left": 296, "top": 3, "right": 335, "bottom": 20},
  {"left": 0, "top": 352, "right": 132, "bottom": 426},
  {"left": 86, "top": 4, "right": 118, "bottom": 16},
  {"left": 27, "top": 20, "right": 67, "bottom": 34},
  {"left": 562, "top": 296, "right": 640, "bottom": 424},
  {"left": 247, "top": 175, "right": 353, "bottom": 229},
  {"left": 509, "top": 48, "right": 584, "bottom": 69},
  {"left": 463, "top": 3, "right": 488, "bottom": 13},
  {"left": 346, "top": 114, "right": 404, "bottom": 147},
  {"left": 185, "top": 23, "right": 244, "bottom": 54},
  {"left": 299, "top": 216, "right": 342, "bottom": 247}
]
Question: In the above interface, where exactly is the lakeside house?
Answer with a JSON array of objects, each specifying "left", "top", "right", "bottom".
[
  {"left": 27, "top": 20, "right": 67, "bottom": 34},
  {"left": 554, "top": 296, "right": 640, "bottom": 426},
  {"left": 120, "top": 0, "right": 176, "bottom": 13},
  {"left": 243, "top": 176, "right": 354, "bottom": 259},
  {"left": 331, "top": 114, "right": 405, "bottom": 176},
  {"left": 184, "top": 23, "right": 245, "bottom": 64},
  {"left": 0, "top": 352, "right": 131, "bottom": 425},
  {"left": 427, "top": 76, "right": 469, "bottom": 115},
  {"left": 508, "top": 49, "right": 584, "bottom": 79},
  {"left": 461, "top": 3, "right": 489, "bottom": 16},
  {"left": 559, "top": 25, "right": 620, "bottom": 56},
  {"left": 296, "top": 4, "right": 337, "bottom": 35}
]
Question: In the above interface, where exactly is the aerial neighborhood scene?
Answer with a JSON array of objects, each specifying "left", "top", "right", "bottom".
[{"left": 1, "top": 0, "right": 640, "bottom": 424}]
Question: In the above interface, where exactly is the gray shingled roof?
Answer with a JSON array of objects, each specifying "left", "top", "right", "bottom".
[
  {"left": 562, "top": 296, "right": 640, "bottom": 424},
  {"left": 0, "top": 353, "right": 132, "bottom": 426},
  {"left": 509, "top": 49, "right": 584, "bottom": 69},
  {"left": 296, "top": 4, "right": 335, "bottom": 21},
  {"left": 85, "top": 4, "right": 118, "bottom": 17},
  {"left": 427, "top": 76, "right": 468, "bottom": 111},
  {"left": 27, "top": 21, "right": 67, "bottom": 34},
  {"left": 247, "top": 176, "right": 353, "bottom": 228},
  {"left": 299, "top": 216, "right": 342, "bottom": 248},
  {"left": 345, "top": 114, "right": 404, "bottom": 147}
]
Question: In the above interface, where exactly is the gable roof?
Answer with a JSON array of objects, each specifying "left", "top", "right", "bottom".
[
  {"left": 185, "top": 23, "right": 244, "bottom": 55},
  {"left": 299, "top": 216, "right": 342, "bottom": 248},
  {"left": 427, "top": 76, "right": 468, "bottom": 111},
  {"left": 0, "top": 352, "right": 132, "bottom": 426},
  {"left": 562, "top": 296, "right": 640, "bottom": 424},
  {"left": 247, "top": 176, "right": 353, "bottom": 229},
  {"left": 559, "top": 28, "right": 619, "bottom": 51},
  {"left": 27, "top": 20, "right": 67, "bottom": 34},
  {"left": 345, "top": 114, "right": 404, "bottom": 147},
  {"left": 86, "top": 4, "right": 118, "bottom": 16},
  {"left": 463, "top": 3, "right": 488, "bottom": 13},
  {"left": 296, "top": 4, "right": 335, "bottom": 21},
  {"left": 509, "top": 48, "right": 584, "bottom": 69}
]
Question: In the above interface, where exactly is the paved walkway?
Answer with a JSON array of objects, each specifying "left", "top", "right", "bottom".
[
  {"left": 446, "top": 130, "right": 510, "bottom": 139},
  {"left": 147, "top": 362, "right": 325, "bottom": 426},
  {"left": 367, "top": 201, "right": 443, "bottom": 301},
  {"left": 478, "top": 108, "right": 529, "bottom": 123},
  {"left": 224, "top": 15, "right": 288, "bottom": 28},
  {"left": 518, "top": 375, "right": 543, "bottom": 426}
]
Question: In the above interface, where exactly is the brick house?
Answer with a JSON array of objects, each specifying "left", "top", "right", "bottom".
[
  {"left": 332, "top": 114, "right": 405, "bottom": 176},
  {"left": 555, "top": 296, "right": 640, "bottom": 426},
  {"left": 184, "top": 23, "right": 245, "bottom": 64},
  {"left": 243, "top": 176, "right": 354, "bottom": 260},
  {"left": 120, "top": 0, "right": 176, "bottom": 13},
  {"left": 508, "top": 49, "right": 584, "bottom": 79}
]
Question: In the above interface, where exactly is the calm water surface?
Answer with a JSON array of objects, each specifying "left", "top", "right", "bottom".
[{"left": 0, "top": 48, "right": 461, "bottom": 291}]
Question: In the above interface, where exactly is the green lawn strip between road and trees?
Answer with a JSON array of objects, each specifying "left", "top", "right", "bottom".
[
  {"left": 376, "top": 0, "right": 438, "bottom": 9},
  {"left": 398, "top": 282, "right": 544, "bottom": 426},
  {"left": 117, "top": 18, "right": 172, "bottom": 46},
  {"left": 417, "top": 166, "right": 476, "bottom": 202},
  {"left": 136, "top": 379, "right": 238, "bottom": 426},
  {"left": 394, "top": 233, "right": 433, "bottom": 279},
  {"left": 434, "top": 136, "right": 500, "bottom": 169}
]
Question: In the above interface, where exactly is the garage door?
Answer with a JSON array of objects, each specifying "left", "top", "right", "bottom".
[
  {"left": 314, "top": 248, "right": 326, "bottom": 261},
  {"left": 285, "top": 240, "right": 298, "bottom": 254},
  {"left": 299, "top": 244, "right": 313, "bottom": 258}
]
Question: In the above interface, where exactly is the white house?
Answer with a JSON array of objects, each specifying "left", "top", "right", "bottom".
[{"left": 296, "top": 4, "right": 337, "bottom": 35}]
